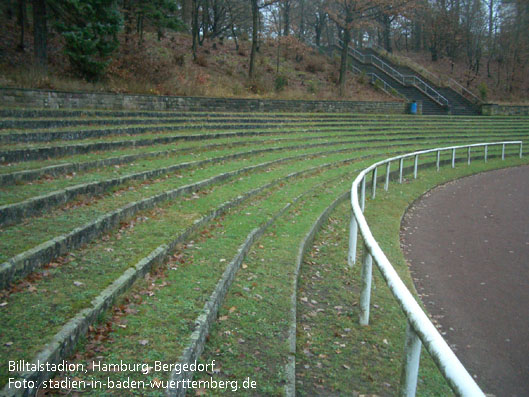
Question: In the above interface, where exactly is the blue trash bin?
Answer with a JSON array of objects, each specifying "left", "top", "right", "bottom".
[{"left": 410, "top": 101, "right": 417, "bottom": 115}]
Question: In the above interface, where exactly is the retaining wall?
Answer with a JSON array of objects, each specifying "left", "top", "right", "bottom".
[
  {"left": 481, "top": 104, "right": 529, "bottom": 116},
  {"left": 0, "top": 87, "right": 407, "bottom": 114}
]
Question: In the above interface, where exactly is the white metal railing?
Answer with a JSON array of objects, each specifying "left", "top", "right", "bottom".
[
  {"left": 347, "top": 46, "right": 449, "bottom": 108},
  {"left": 348, "top": 141, "right": 523, "bottom": 396}
]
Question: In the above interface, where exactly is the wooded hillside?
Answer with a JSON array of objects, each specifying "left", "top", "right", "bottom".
[{"left": 0, "top": 0, "right": 527, "bottom": 102}]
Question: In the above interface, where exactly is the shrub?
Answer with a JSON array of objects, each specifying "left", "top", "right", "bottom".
[
  {"left": 307, "top": 80, "right": 319, "bottom": 94},
  {"left": 358, "top": 71, "right": 367, "bottom": 85},
  {"left": 194, "top": 54, "right": 208, "bottom": 67},
  {"left": 305, "top": 56, "right": 324, "bottom": 74},
  {"left": 478, "top": 82, "right": 488, "bottom": 101},
  {"left": 275, "top": 75, "right": 288, "bottom": 92}
]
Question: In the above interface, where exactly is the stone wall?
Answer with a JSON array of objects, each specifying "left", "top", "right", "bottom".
[
  {"left": 481, "top": 103, "right": 529, "bottom": 116},
  {"left": 0, "top": 87, "right": 407, "bottom": 114}
]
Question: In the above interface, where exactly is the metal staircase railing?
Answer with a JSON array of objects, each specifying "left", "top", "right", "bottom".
[
  {"left": 347, "top": 46, "right": 449, "bottom": 108},
  {"left": 349, "top": 63, "right": 405, "bottom": 100},
  {"left": 368, "top": 44, "right": 482, "bottom": 108}
]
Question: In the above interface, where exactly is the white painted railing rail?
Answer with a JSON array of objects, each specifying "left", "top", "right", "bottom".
[{"left": 348, "top": 141, "right": 523, "bottom": 396}]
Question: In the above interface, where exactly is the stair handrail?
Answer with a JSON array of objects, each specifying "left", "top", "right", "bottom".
[
  {"left": 368, "top": 73, "right": 407, "bottom": 101},
  {"left": 361, "top": 51, "right": 449, "bottom": 108},
  {"left": 348, "top": 59, "right": 406, "bottom": 101},
  {"left": 369, "top": 44, "right": 482, "bottom": 107},
  {"left": 343, "top": 43, "right": 449, "bottom": 108},
  {"left": 448, "top": 78, "right": 483, "bottom": 106}
]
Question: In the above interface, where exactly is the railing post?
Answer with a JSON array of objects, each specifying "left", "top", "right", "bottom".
[
  {"left": 520, "top": 142, "right": 523, "bottom": 158},
  {"left": 348, "top": 210, "right": 358, "bottom": 267},
  {"left": 451, "top": 148, "right": 456, "bottom": 168},
  {"left": 372, "top": 167, "right": 378, "bottom": 199},
  {"left": 502, "top": 144, "right": 505, "bottom": 160},
  {"left": 359, "top": 243, "right": 373, "bottom": 326},
  {"left": 399, "top": 322, "right": 422, "bottom": 397},
  {"left": 413, "top": 155, "right": 418, "bottom": 179},
  {"left": 436, "top": 151, "right": 440, "bottom": 171},
  {"left": 399, "top": 158, "right": 404, "bottom": 183},
  {"left": 484, "top": 145, "right": 488, "bottom": 162},
  {"left": 385, "top": 162, "right": 391, "bottom": 191},
  {"left": 467, "top": 146, "right": 471, "bottom": 165},
  {"left": 360, "top": 177, "right": 366, "bottom": 211}
]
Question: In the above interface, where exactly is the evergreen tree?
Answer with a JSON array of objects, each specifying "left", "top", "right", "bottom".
[{"left": 55, "top": 0, "right": 122, "bottom": 80}]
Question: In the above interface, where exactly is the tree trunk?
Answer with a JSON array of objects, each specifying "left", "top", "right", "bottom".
[
  {"left": 182, "top": 0, "right": 193, "bottom": 31},
  {"left": 32, "top": 0, "right": 47, "bottom": 73},
  {"left": 283, "top": 0, "right": 290, "bottom": 36},
  {"left": 298, "top": 0, "right": 304, "bottom": 40},
  {"left": 231, "top": 23, "right": 239, "bottom": 51},
  {"left": 17, "top": 0, "right": 26, "bottom": 52},
  {"left": 123, "top": 0, "right": 133, "bottom": 43},
  {"left": 137, "top": 13, "right": 144, "bottom": 43},
  {"left": 487, "top": 0, "right": 494, "bottom": 77},
  {"left": 382, "top": 14, "right": 392, "bottom": 53},
  {"left": 192, "top": 0, "right": 199, "bottom": 60},
  {"left": 249, "top": 0, "right": 258, "bottom": 79},
  {"left": 338, "top": 26, "right": 351, "bottom": 96}
]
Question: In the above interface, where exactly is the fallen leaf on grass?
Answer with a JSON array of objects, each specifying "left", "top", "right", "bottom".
[
  {"left": 138, "top": 339, "right": 149, "bottom": 346},
  {"left": 73, "top": 281, "right": 84, "bottom": 287}
]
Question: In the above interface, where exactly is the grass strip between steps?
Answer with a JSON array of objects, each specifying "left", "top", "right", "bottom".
[
  {"left": 0, "top": 146, "right": 380, "bottom": 286},
  {"left": 0, "top": 156, "right": 376, "bottom": 391}
]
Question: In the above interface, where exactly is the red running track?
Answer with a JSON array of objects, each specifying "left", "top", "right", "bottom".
[{"left": 401, "top": 165, "right": 529, "bottom": 397}]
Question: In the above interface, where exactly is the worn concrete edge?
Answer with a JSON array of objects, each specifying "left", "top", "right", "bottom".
[
  {"left": 0, "top": 116, "right": 384, "bottom": 143},
  {"left": 0, "top": 120, "right": 354, "bottom": 144},
  {"left": 284, "top": 191, "right": 349, "bottom": 397},
  {"left": 0, "top": 149, "right": 359, "bottom": 290},
  {"left": 0, "top": 128, "right": 399, "bottom": 185},
  {"left": 4, "top": 127, "right": 521, "bottom": 186},
  {"left": 0, "top": 151, "right": 304, "bottom": 288},
  {"left": 0, "top": 119, "right": 365, "bottom": 163},
  {"left": 0, "top": 151, "right": 362, "bottom": 397},
  {"left": 0, "top": 116, "right": 369, "bottom": 131},
  {"left": 0, "top": 129, "right": 374, "bottom": 185},
  {"left": 2, "top": 119, "right": 523, "bottom": 163},
  {"left": 0, "top": 126, "right": 280, "bottom": 163},
  {"left": 0, "top": 137, "right": 364, "bottom": 226},
  {"left": 164, "top": 175, "right": 332, "bottom": 397},
  {"left": 0, "top": 165, "right": 288, "bottom": 397}
]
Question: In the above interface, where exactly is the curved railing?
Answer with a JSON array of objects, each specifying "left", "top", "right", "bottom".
[{"left": 348, "top": 141, "right": 523, "bottom": 396}]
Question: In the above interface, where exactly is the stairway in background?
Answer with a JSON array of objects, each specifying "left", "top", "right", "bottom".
[
  {"left": 362, "top": 49, "right": 481, "bottom": 116},
  {"left": 346, "top": 47, "right": 481, "bottom": 116}
]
